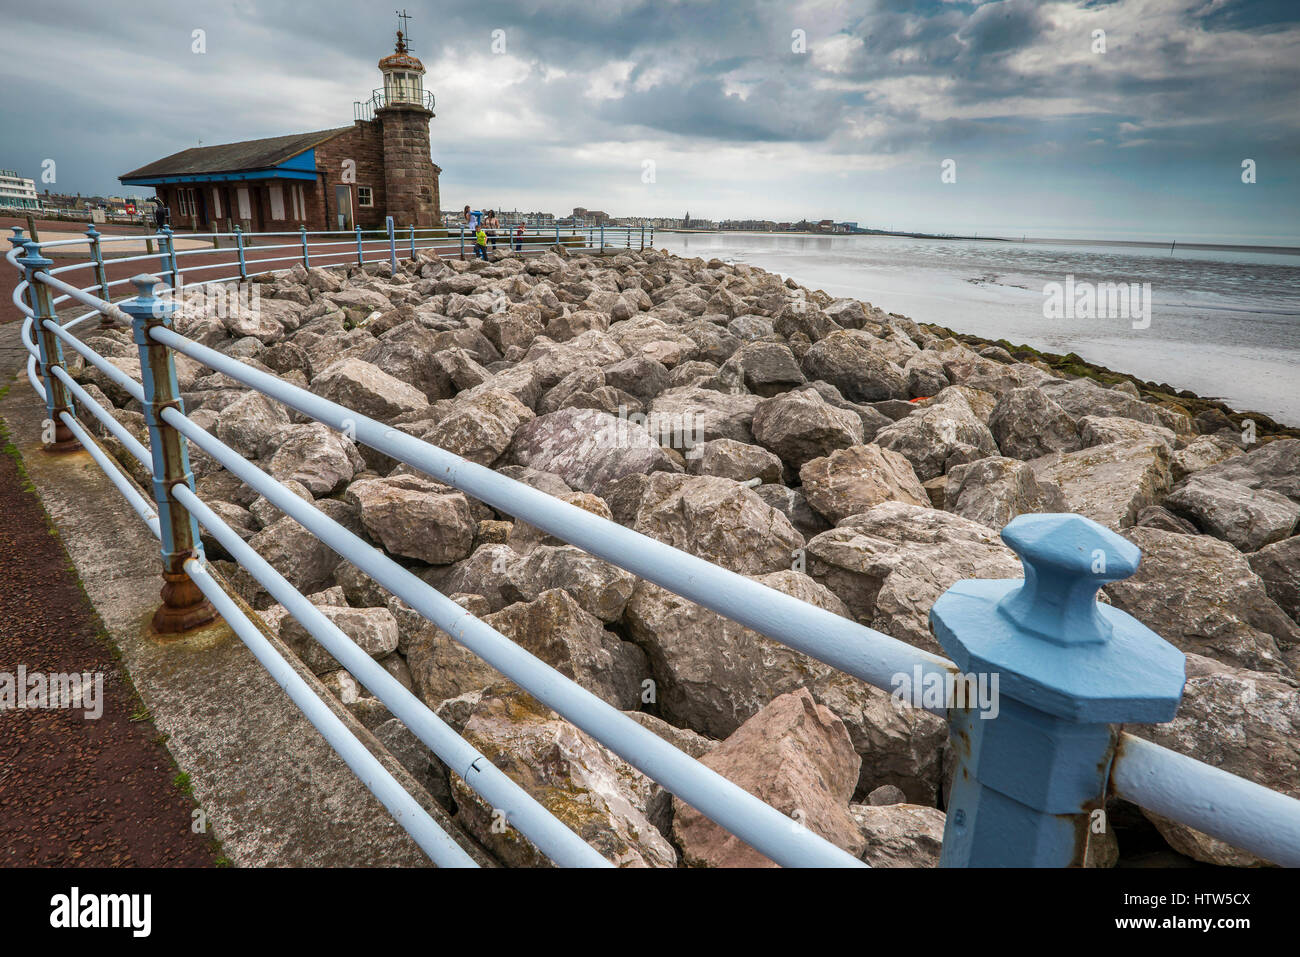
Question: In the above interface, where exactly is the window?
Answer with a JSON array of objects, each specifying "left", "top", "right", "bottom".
[
  {"left": 176, "top": 187, "right": 196, "bottom": 216},
  {"left": 211, "top": 187, "right": 222, "bottom": 219},
  {"left": 269, "top": 184, "right": 285, "bottom": 220},
  {"left": 236, "top": 187, "right": 251, "bottom": 220},
  {"left": 290, "top": 183, "right": 305, "bottom": 221},
  {"left": 357, "top": 186, "right": 373, "bottom": 207}
]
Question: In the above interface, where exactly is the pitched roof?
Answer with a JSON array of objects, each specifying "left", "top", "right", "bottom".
[{"left": 120, "top": 127, "right": 352, "bottom": 180}]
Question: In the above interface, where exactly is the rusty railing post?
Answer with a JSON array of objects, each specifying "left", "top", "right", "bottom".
[
  {"left": 19, "top": 241, "right": 80, "bottom": 452},
  {"left": 86, "top": 223, "right": 114, "bottom": 327},
  {"left": 929, "top": 513, "right": 1185, "bottom": 866},
  {"left": 122, "top": 274, "right": 216, "bottom": 633}
]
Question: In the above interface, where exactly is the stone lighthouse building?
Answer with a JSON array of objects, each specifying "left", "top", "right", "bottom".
[
  {"left": 374, "top": 31, "right": 440, "bottom": 227},
  {"left": 120, "top": 30, "right": 442, "bottom": 232}
]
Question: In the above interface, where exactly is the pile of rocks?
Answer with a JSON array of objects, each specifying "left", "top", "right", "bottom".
[{"left": 74, "top": 244, "right": 1299, "bottom": 867}]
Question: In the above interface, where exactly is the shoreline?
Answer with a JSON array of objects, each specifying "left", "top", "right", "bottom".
[
  {"left": 650, "top": 243, "right": 1299, "bottom": 436},
  {"left": 912, "top": 320, "right": 1299, "bottom": 439}
]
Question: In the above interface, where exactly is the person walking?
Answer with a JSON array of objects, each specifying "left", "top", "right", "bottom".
[
  {"left": 514, "top": 222, "right": 525, "bottom": 252},
  {"left": 486, "top": 209, "right": 500, "bottom": 250},
  {"left": 474, "top": 223, "right": 489, "bottom": 260}
]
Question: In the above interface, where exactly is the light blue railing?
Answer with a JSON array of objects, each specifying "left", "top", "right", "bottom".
[{"left": 8, "top": 223, "right": 1299, "bottom": 868}]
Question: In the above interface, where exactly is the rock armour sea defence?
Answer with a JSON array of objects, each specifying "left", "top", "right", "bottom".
[{"left": 79, "top": 248, "right": 1299, "bottom": 867}]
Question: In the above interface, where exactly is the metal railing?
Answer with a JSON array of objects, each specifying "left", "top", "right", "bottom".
[
  {"left": 354, "top": 88, "right": 436, "bottom": 121},
  {"left": 8, "top": 223, "right": 1300, "bottom": 868}
]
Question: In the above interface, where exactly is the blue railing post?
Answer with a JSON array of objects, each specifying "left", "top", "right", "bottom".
[
  {"left": 929, "top": 513, "right": 1186, "bottom": 867},
  {"left": 86, "top": 224, "right": 113, "bottom": 327},
  {"left": 459, "top": 224, "right": 465, "bottom": 260},
  {"left": 121, "top": 274, "right": 217, "bottom": 634},
  {"left": 300, "top": 225, "right": 311, "bottom": 269},
  {"left": 19, "top": 241, "right": 80, "bottom": 453},
  {"left": 555, "top": 223, "right": 560, "bottom": 246},
  {"left": 355, "top": 225, "right": 364, "bottom": 266},
  {"left": 161, "top": 224, "right": 180, "bottom": 298},
  {"left": 9, "top": 228, "right": 33, "bottom": 315},
  {"left": 409, "top": 224, "right": 416, "bottom": 260},
  {"left": 386, "top": 215, "right": 397, "bottom": 272},
  {"left": 234, "top": 225, "right": 248, "bottom": 280},
  {"left": 600, "top": 224, "right": 605, "bottom": 250}
]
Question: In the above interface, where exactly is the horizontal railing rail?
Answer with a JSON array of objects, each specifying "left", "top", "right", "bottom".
[{"left": 8, "top": 222, "right": 1299, "bottom": 869}]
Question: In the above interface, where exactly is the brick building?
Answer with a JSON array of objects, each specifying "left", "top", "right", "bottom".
[{"left": 120, "top": 31, "right": 440, "bottom": 232}]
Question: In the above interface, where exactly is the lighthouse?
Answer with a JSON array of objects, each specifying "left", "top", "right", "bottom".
[{"left": 375, "top": 27, "right": 440, "bottom": 227}]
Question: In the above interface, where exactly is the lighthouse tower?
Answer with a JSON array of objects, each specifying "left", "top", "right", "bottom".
[{"left": 376, "top": 29, "right": 439, "bottom": 226}]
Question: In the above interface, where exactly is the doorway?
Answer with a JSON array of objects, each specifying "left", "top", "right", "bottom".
[{"left": 335, "top": 185, "right": 353, "bottom": 230}]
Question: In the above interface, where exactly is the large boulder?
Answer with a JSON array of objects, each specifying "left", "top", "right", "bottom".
[
  {"left": 1131, "top": 654, "right": 1300, "bottom": 866},
  {"left": 872, "top": 391, "right": 999, "bottom": 481},
  {"left": 1106, "top": 527, "right": 1299, "bottom": 675},
  {"left": 310, "top": 357, "right": 428, "bottom": 422},
  {"left": 805, "top": 502, "right": 1023, "bottom": 654},
  {"left": 718, "top": 341, "right": 806, "bottom": 397},
  {"left": 798, "top": 444, "right": 929, "bottom": 525},
  {"left": 1171, "top": 434, "right": 1243, "bottom": 483},
  {"left": 421, "top": 388, "right": 534, "bottom": 467},
  {"left": 800, "top": 331, "right": 908, "bottom": 402},
  {"left": 625, "top": 570, "right": 946, "bottom": 801},
  {"left": 503, "top": 545, "right": 636, "bottom": 623},
  {"left": 672, "top": 689, "right": 865, "bottom": 867},
  {"left": 849, "top": 803, "right": 946, "bottom": 867},
  {"left": 1029, "top": 439, "right": 1172, "bottom": 529},
  {"left": 266, "top": 423, "right": 365, "bottom": 496},
  {"left": 630, "top": 473, "right": 804, "bottom": 575},
  {"left": 1164, "top": 476, "right": 1299, "bottom": 552},
  {"left": 751, "top": 389, "right": 864, "bottom": 471},
  {"left": 484, "top": 589, "right": 646, "bottom": 709},
  {"left": 686, "top": 438, "right": 784, "bottom": 485},
  {"left": 647, "top": 386, "right": 762, "bottom": 445},
  {"left": 213, "top": 391, "right": 291, "bottom": 460},
  {"left": 361, "top": 333, "right": 454, "bottom": 402},
  {"left": 988, "top": 386, "right": 1082, "bottom": 461},
  {"left": 452, "top": 685, "right": 677, "bottom": 867},
  {"left": 943, "top": 455, "right": 1067, "bottom": 530},
  {"left": 1079, "top": 414, "right": 1176, "bottom": 451},
  {"left": 246, "top": 509, "right": 346, "bottom": 596},
  {"left": 1193, "top": 438, "right": 1300, "bottom": 502},
  {"left": 279, "top": 604, "right": 399, "bottom": 675},
  {"left": 344, "top": 475, "right": 475, "bottom": 565},
  {"left": 397, "top": 596, "right": 505, "bottom": 708},
  {"left": 1039, "top": 377, "right": 1180, "bottom": 432},
  {"left": 1248, "top": 536, "right": 1300, "bottom": 622},
  {"left": 507, "top": 406, "right": 680, "bottom": 494},
  {"left": 520, "top": 331, "right": 626, "bottom": 390}
]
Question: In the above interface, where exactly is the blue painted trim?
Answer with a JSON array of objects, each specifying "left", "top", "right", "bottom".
[{"left": 121, "top": 168, "right": 317, "bottom": 186}]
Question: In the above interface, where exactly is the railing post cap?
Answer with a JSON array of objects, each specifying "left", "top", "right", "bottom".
[
  {"left": 120, "top": 274, "right": 177, "bottom": 322},
  {"left": 930, "top": 512, "right": 1185, "bottom": 723},
  {"left": 86, "top": 223, "right": 100, "bottom": 238},
  {"left": 18, "top": 240, "right": 52, "bottom": 270}
]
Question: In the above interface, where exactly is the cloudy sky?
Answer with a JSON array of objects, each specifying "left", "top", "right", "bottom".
[{"left": 2, "top": 0, "right": 1296, "bottom": 243}]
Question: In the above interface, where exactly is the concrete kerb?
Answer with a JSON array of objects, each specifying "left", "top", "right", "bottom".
[{"left": 0, "top": 357, "right": 493, "bottom": 868}]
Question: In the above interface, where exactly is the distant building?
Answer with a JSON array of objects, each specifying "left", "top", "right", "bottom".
[
  {"left": 0, "top": 169, "right": 40, "bottom": 210},
  {"left": 120, "top": 30, "right": 441, "bottom": 231}
]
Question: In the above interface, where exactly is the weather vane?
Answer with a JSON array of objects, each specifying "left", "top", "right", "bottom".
[{"left": 396, "top": 9, "right": 413, "bottom": 48}]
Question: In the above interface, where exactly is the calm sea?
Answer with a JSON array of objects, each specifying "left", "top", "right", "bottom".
[{"left": 653, "top": 232, "right": 1300, "bottom": 425}]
